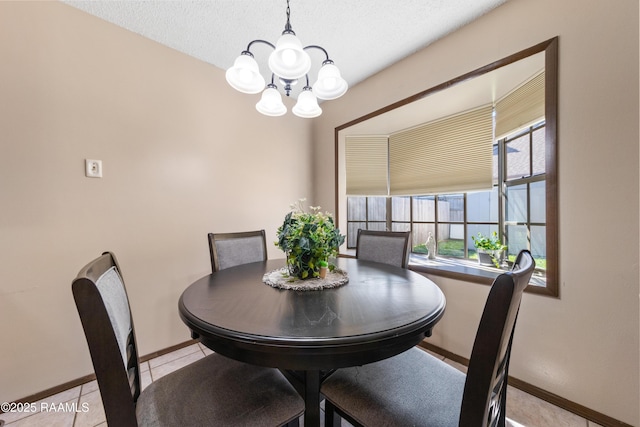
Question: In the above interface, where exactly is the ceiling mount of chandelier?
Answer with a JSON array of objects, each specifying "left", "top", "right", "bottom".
[{"left": 225, "top": 0, "right": 348, "bottom": 118}]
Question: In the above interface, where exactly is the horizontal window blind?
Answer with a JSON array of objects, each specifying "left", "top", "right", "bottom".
[
  {"left": 389, "top": 104, "right": 494, "bottom": 195},
  {"left": 495, "top": 71, "right": 545, "bottom": 139},
  {"left": 345, "top": 136, "right": 389, "bottom": 196}
]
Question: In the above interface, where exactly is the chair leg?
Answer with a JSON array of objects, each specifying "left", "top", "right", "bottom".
[{"left": 324, "top": 400, "right": 339, "bottom": 427}]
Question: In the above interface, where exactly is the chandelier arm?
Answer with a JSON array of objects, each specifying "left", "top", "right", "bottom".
[
  {"left": 245, "top": 39, "right": 276, "bottom": 53},
  {"left": 303, "top": 45, "right": 331, "bottom": 63}
]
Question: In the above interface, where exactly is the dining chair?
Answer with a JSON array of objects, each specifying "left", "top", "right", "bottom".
[
  {"left": 208, "top": 229, "right": 268, "bottom": 273},
  {"left": 72, "top": 251, "right": 304, "bottom": 427},
  {"left": 355, "top": 229, "right": 411, "bottom": 268},
  {"left": 321, "top": 250, "right": 536, "bottom": 427}
]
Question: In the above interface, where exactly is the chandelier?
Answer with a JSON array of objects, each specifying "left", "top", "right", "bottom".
[{"left": 225, "top": 0, "right": 348, "bottom": 118}]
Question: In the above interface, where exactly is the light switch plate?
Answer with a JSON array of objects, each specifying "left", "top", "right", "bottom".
[{"left": 85, "top": 159, "right": 102, "bottom": 178}]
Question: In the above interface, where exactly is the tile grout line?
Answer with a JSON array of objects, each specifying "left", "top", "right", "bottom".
[
  {"left": 147, "top": 345, "right": 205, "bottom": 383},
  {"left": 148, "top": 360, "right": 155, "bottom": 383},
  {"left": 72, "top": 388, "right": 81, "bottom": 427}
]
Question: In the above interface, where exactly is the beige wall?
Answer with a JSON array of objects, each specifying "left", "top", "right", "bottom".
[
  {"left": 314, "top": 0, "right": 639, "bottom": 425},
  {"left": 0, "top": 2, "right": 313, "bottom": 403}
]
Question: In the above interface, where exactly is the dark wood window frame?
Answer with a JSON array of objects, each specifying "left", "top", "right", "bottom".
[{"left": 335, "top": 37, "right": 559, "bottom": 297}]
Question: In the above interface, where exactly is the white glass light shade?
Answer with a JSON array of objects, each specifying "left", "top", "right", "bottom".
[
  {"left": 256, "top": 87, "right": 287, "bottom": 116},
  {"left": 268, "top": 33, "right": 311, "bottom": 80},
  {"left": 292, "top": 89, "right": 322, "bottom": 118},
  {"left": 225, "top": 54, "right": 265, "bottom": 94},
  {"left": 313, "top": 63, "right": 348, "bottom": 100}
]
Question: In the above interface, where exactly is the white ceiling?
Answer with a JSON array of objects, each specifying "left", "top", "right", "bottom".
[{"left": 62, "top": 0, "right": 510, "bottom": 97}]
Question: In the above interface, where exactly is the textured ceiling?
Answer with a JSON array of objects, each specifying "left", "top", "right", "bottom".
[{"left": 62, "top": 0, "right": 509, "bottom": 97}]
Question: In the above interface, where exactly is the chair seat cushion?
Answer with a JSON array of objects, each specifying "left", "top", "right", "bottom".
[
  {"left": 321, "top": 347, "right": 465, "bottom": 427},
  {"left": 136, "top": 353, "right": 304, "bottom": 427}
]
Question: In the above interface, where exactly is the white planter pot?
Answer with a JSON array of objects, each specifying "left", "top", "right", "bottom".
[{"left": 477, "top": 250, "right": 495, "bottom": 266}]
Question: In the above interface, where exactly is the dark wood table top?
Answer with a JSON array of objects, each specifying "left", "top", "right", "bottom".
[
  {"left": 179, "top": 258, "right": 446, "bottom": 370},
  {"left": 179, "top": 257, "right": 445, "bottom": 427}
]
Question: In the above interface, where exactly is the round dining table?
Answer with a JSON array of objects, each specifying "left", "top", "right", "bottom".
[{"left": 179, "top": 257, "right": 446, "bottom": 427}]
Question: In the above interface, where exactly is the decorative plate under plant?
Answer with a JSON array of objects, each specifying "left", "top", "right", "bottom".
[{"left": 262, "top": 267, "right": 349, "bottom": 291}]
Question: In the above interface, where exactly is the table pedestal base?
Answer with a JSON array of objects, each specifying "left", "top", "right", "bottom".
[{"left": 280, "top": 369, "right": 335, "bottom": 427}]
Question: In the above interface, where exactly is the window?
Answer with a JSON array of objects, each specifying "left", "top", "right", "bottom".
[
  {"left": 504, "top": 124, "right": 547, "bottom": 269},
  {"left": 346, "top": 123, "right": 546, "bottom": 276},
  {"left": 336, "top": 38, "right": 558, "bottom": 297}
]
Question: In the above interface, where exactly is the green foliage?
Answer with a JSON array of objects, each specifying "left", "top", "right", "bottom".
[
  {"left": 437, "top": 239, "right": 465, "bottom": 257},
  {"left": 471, "top": 231, "right": 507, "bottom": 252},
  {"left": 471, "top": 232, "right": 506, "bottom": 268},
  {"left": 412, "top": 243, "right": 429, "bottom": 254},
  {"left": 276, "top": 199, "right": 345, "bottom": 280}
]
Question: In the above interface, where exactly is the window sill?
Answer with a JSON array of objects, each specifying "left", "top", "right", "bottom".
[
  {"left": 409, "top": 255, "right": 498, "bottom": 285},
  {"left": 340, "top": 251, "right": 549, "bottom": 295},
  {"left": 408, "top": 254, "right": 549, "bottom": 294}
]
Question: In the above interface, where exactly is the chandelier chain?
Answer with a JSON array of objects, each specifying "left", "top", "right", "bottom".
[{"left": 285, "top": 0, "right": 292, "bottom": 33}]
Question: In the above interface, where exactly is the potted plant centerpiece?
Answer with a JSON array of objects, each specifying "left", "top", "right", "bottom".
[
  {"left": 471, "top": 231, "right": 507, "bottom": 267},
  {"left": 276, "top": 199, "right": 345, "bottom": 280}
]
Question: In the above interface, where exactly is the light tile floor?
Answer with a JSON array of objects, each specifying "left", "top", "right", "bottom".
[{"left": 0, "top": 344, "right": 602, "bottom": 427}]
